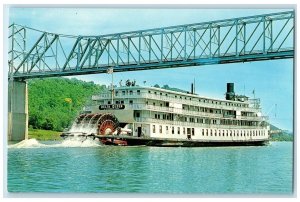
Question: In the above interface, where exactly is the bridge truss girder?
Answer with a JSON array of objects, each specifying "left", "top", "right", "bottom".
[{"left": 8, "top": 11, "right": 294, "bottom": 79}]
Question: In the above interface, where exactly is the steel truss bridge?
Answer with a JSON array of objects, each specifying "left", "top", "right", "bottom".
[{"left": 8, "top": 11, "right": 294, "bottom": 80}]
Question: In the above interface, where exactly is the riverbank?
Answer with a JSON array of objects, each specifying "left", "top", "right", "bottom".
[
  {"left": 270, "top": 133, "right": 293, "bottom": 141},
  {"left": 28, "top": 129, "right": 62, "bottom": 140}
]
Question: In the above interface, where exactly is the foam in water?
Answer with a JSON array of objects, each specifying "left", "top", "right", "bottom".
[
  {"left": 9, "top": 139, "right": 47, "bottom": 149},
  {"left": 9, "top": 137, "right": 102, "bottom": 149},
  {"left": 57, "top": 137, "right": 101, "bottom": 148},
  {"left": 68, "top": 114, "right": 99, "bottom": 135}
]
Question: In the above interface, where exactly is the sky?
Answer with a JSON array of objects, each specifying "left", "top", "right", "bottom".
[{"left": 6, "top": 6, "right": 294, "bottom": 131}]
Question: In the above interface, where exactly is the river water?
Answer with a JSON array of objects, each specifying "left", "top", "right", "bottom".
[{"left": 6, "top": 139, "right": 293, "bottom": 194}]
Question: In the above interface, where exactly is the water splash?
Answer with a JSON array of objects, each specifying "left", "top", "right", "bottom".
[
  {"left": 8, "top": 137, "right": 102, "bottom": 149},
  {"left": 8, "top": 139, "right": 47, "bottom": 148},
  {"left": 68, "top": 113, "right": 99, "bottom": 134},
  {"left": 57, "top": 137, "right": 101, "bottom": 148}
]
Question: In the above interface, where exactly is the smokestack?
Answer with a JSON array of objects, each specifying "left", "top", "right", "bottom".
[
  {"left": 226, "top": 83, "right": 235, "bottom": 100},
  {"left": 227, "top": 83, "right": 234, "bottom": 93},
  {"left": 191, "top": 83, "right": 194, "bottom": 94}
]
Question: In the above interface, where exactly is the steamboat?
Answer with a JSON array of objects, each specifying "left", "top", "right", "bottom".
[{"left": 61, "top": 81, "right": 270, "bottom": 146}]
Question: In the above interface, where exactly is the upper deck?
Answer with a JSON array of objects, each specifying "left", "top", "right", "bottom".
[{"left": 92, "top": 85, "right": 261, "bottom": 113}]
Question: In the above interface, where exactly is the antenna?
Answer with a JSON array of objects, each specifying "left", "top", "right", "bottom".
[{"left": 194, "top": 78, "right": 196, "bottom": 94}]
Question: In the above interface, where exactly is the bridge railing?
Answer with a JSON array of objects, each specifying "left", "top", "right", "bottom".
[{"left": 8, "top": 11, "right": 294, "bottom": 79}]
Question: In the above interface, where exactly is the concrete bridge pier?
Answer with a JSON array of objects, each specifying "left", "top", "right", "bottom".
[{"left": 8, "top": 80, "right": 28, "bottom": 141}]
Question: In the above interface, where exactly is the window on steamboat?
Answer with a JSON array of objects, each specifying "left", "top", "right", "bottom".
[{"left": 152, "top": 125, "right": 156, "bottom": 133}]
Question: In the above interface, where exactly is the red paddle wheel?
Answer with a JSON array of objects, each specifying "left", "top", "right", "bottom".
[
  {"left": 99, "top": 120, "right": 117, "bottom": 135},
  {"left": 97, "top": 113, "right": 120, "bottom": 135},
  {"left": 62, "top": 113, "right": 127, "bottom": 145},
  {"left": 97, "top": 113, "right": 127, "bottom": 145}
]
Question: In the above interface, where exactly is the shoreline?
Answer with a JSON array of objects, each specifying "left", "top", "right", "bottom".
[{"left": 28, "top": 128, "right": 62, "bottom": 141}]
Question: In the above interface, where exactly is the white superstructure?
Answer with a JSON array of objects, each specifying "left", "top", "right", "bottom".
[{"left": 82, "top": 83, "right": 270, "bottom": 143}]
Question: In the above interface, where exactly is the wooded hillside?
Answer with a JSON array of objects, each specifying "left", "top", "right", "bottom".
[{"left": 28, "top": 78, "right": 105, "bottom": 132}]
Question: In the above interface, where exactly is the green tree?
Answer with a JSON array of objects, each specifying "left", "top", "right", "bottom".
[{"left": 28, "top": 77, "right": 105, "bottom": 131}]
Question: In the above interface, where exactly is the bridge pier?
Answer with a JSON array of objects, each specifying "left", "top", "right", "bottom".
[{"left": 8, "top": 80, "right": 28, "bottom": 141}]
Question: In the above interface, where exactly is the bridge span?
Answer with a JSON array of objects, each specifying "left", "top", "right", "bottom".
[{"left": 9, "top": 11, "right": 294, "bottom": 80}]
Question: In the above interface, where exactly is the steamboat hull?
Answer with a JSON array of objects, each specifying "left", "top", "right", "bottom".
[
  {"left": 60, "top": 133, "right": 269, "bottom": 147},
  {"left": 100, "top": 135, "right": 269, "bottom": 147}
]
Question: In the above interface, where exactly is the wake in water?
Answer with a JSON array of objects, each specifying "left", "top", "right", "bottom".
[{"left": 8, "top": 137, "right": 102, "bottom": 149}]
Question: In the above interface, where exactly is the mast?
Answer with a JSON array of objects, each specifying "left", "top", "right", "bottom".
[{"left": 107, "top": 67, "right": 114, "bottom": 104}]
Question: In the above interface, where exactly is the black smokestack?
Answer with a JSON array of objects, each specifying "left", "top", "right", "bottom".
[
  {"left": 227, "top": 83, "right": 234, "bottom": 93},
  {"left": 226, "top": 83, "right": 235, "bottom": 100},
  {"left": 191, "top": 83, "right": 194, "bottom": 94}
]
